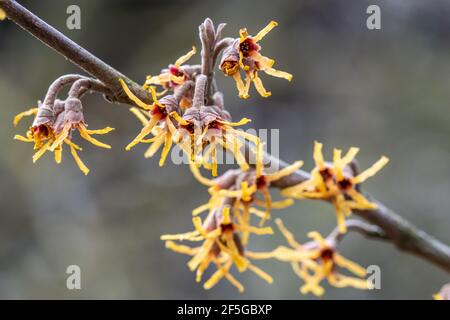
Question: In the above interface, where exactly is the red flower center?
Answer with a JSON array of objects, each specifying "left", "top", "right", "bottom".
[
  {"left": 150, "top": 104, "right": 167, "bottom": 119},
  {"left": 338, "top": 178, "right": 353, "bottom": 190},
  {"left": 169, "top": 65, "right": 184, "bottom": 78},
  {"left": 256, "top": 176, "right": 268, "bottom": 189},
  {"left": 320, "top": 248, "right": 334, "bottom": 261},
  {"left": 239, "top": 38, "right": 258, "bottom": 57},
  {"left": 319, "top": 168, "right": 333, "bottom": 181},
  {"left": 33, "top": 124, "right": 49, "bottom": 137},
  {"left": 220, "top": 223, "right": 235, "bottom": 233}
]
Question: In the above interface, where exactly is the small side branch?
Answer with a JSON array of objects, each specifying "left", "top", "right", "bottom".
[{"left": 326, "top": 220, "right": 388, "bottom": 248}]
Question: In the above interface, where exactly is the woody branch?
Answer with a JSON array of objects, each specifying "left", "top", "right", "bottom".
[{"left": 1, "top": 0, "right": 450, "bottom": 274}]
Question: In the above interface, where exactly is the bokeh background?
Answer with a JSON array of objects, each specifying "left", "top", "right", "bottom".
[{"left": 0, "top": 0, "right": 449, "bottom": 299}]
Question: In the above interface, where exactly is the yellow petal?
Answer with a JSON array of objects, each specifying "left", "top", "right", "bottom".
[
  {"left": 239, "top": 28, "right": 249, "bottom": 41},
  {"left": 218, "top": 184, "right": 256, "bottom": 199},
  {"left": 307, "top": 231, "right": 328, "bottom": 247},
  {"left": 237, "top": 224, "right": 273, "bottom": 236},
  {"left": 192, "top": 203, "right": 213, "bottom": 216},
  {"left": 226, "top": 126, "right": 260, "bottom": 147},
  {"left": 247, "top": 263, "right": 273, "bottom": 284},
  {"left": 32, "top": 140, "right": 52, "bottom": 163},
  {"left": 192, "top": 217, "right": 207, "bottom": 237},
  {"left": 143, "top": 132, "right": 165, "bottom": 158},
  {"left": 253, "top": 20, "right": 278, "bottom": 42},
  {"left": 174, "top": 46, "right": 197, "bottom": 67},
  {"left": 165, "top": 241, "right": 198, "bottom": 256},
  {"left": 203, "top": 264, "right": 228, "bottom": 290},
  {"left": 148, "top": 86, "right": 164, "bottom": 108},
  {"left": 252, "top": 73, "right": 272, "bottom": 98},
  {"left": 240, "top": 181, "right": 254, "bottom": 202},
  {"left": 158, "top": 132, "right": 173, "bottom": 166},
  {"left": 145, "top": 73, "right": 171, "bottom": 86},
  {"left": 50, "top": 123, "right": 70, "bottom": 151},
  {"left": 268, "top": 198, "right": 294, "bottom": 209},
  {"left": 221, "top": 207, "right": 232, "bottom": 224},
  {"left": 266, "top": 160, "right": 303, "bottom": 182},
  {"left": 211, "top": 140, "right": 218, "bottom": 177},
  {"left": 251, "top": 52, "right": 275, "bottom": 69},
  {"left": 334, "top": 153, "right": 347, "bottom": 183},
  {"left": 334, "top": 253, "right": 367, "bottom": 277},
  {"left": 169, "top": 74, "right": 186, "bottom": 85},
  {"left": 232, "top": 72, "right": 249, "bottom": 99},
  {"left": 352, "top": 156, "right": 389, "bottom": 184},
  {"left": 160, "top": 230, "right": 200, "bottom": 241},
  {"left": 64, "top": 139, "right": 82, "bottom": 151},
  {"left": 79, "top": 125, "right": 111, "bottom": 149},
  {"left": 188, "top": 238, "right": 214, "bottom": 271},
  {"left": 125, "top": 116, "right": 160, "bottom": 150},
  {"left": 216, "top": 239, "right": 248, "bottom": 272},
  {"left": 169, "top": 111, "right": 189, "bottom": 126},
  {"left": 245, "top": 250, "right": 276, "bottom": 260},
  {"left": 224, "top": 272, "right": 245, "bottom": 293},
  {"left": 241, "top": 73, "right": 252, "bottom": 99},
  {"left": 196, "top": 256, "right": 212, "bottom": 282},
  {"left": 341, "top": 147, "right": 360, "bottom": 166},
  {"left": 274, "top": 218, "right": 302, "bottom": 249},
  {"left": 313, "top": 141, "right": 325, "bottom": 168},
  {"left": 69, "top": 143, "right": 89, "bottom": 175},
  {"left": 263, "top": 67, "right": 293, "bottom": 81},
  {"left": 328, "top": 273, "right": 368, "bottom": 290},
  {"left": 14, "top": 134, "right": 33, "bottom": 143},
  {"left": 249, "top": 207, "right": 267, "bottom": 219},
  {"left": 345, "top": 188, "right": 377, "bottom": 210},
  {"left": 54, "top": 146, "right": 62, "bottom": 164},
  {"left": 218, "top": 118, "right": 251, "bottom": 127},
  {"left": 119, "top": 79, "right": 153, "bottom": 110},
  {"left": 84, "top": 126, "right": 115, "bottom": 135},
  {"left": 13, "top": 107, "right": 38, "bottom": 126},
  {"left": 189, "top": 161, "right": 216, "bottom": 187},
  {"left": 336, "top": 207, "right": 347, "bottom": 234}
]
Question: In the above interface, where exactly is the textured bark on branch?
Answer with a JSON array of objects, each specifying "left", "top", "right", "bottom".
[{"left": 1, "top": 0, "right": 449, "bottom": 274}]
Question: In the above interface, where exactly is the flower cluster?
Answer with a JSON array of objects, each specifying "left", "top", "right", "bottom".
[
  {"left": 11, "top": 18, "right": 393, "bottom": 297},
  {"left": 120, "top": 79, "right": 263, "bottom": 176},
  {"left": 247, "top": 219, "right": 368, "bottom": 297},
  {"left": 282, "top": 141, "right": 389, "bottom": 233},
  {"left": 14, "top": 98, "right": 113, "bottom": 175},
  {"left": 145, "top": 46, "right": 197, "bottom": 98},
  {"left": 163, "top": 137, "right": 387, "bottom": 294},
  {"left": 220, "top": 21, "right": 293, "bottom": 98},
  {"left": 161, "top": 206, "right": 273, "bottom": 292}
]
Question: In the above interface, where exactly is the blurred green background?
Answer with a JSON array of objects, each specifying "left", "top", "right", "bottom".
[{"left": 0, "top": 0, "right": 449, "bottom": 299}]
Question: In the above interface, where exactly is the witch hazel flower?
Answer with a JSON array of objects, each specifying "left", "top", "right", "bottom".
[
  {"left": 161, "top": 206, "right": 273, "bottom": 292},
  {"left": 220, "top": 21, "right": 293, "bottom": 98},
  {"left": 282, "top": 141, "right": 389, "bottom": 233}
]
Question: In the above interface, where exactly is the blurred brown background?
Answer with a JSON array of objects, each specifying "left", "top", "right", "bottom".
[{"left": 0, "top": 0, "right": 449, "bottom": 299}]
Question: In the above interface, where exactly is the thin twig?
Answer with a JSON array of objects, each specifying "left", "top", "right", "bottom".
[
  {"left": 42, "top": 74, "right": 87, "bottom": 107},
  {"left": 0, "top": 0, "right": 150, "bottom": 106},
  {"left": 68, "top": 78, "right": 111, "bottom": 99}
]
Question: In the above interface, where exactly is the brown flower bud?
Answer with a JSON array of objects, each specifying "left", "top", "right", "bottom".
[
  {"left": 31, "top": 101, "right": 55, "bottom": 129},
  {"left": 219, "top": 39, "right": 240, "bottom": 76}
]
